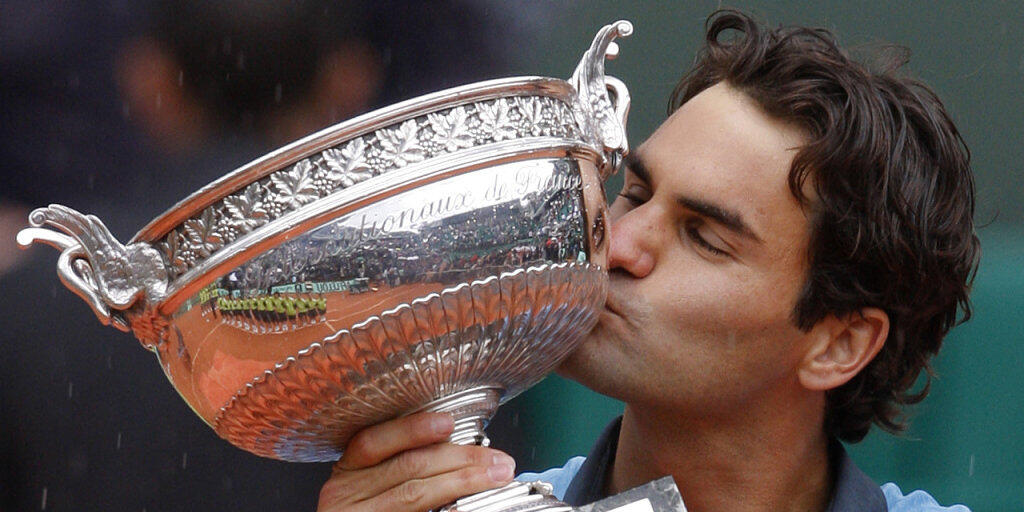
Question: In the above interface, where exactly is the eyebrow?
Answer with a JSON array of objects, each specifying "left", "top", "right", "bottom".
[
  {"left": 678, "top": 195, "right": 763, "bottom": 244},
  {"left": 624, "top": 152, "right": 763, "bottom": 244},
  {"left": 623, "top": 152, "right": 651, "bottom": 184}
]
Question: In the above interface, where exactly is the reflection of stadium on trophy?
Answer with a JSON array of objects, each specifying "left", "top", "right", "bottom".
[{"left": 182, "top": 157, "right": 588, "bottom": 337}]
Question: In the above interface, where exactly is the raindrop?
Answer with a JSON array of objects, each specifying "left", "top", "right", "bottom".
[
  {"left": 222, "top": 36, "right": 232, "bottom": 55},
  {"left": 530, "top": 446, "right": 536, "bottom": 461},
  {"left": 41, "top": 487, "right": 47, "bottom": 510},
  {"left": 512, "top": 412, "right": 519, "bottom": 427},
  {"left": 275, "top": 84, "right": 283, "bottom": 104},
  {"left": 117, "top": 431, "right": 122, "bottom": 450},
  {"left": 107, "top": 354, "right": 113, "bottom": 370},
  {"left": 156, "top": 92, "right": 162, "bottom": 110},
  {"left": 968, "top": 454, "right": 975, "bottom": 477},
  {"left": 122, "top": 101, "right": 131, "bottom": 120},
  {"left": 178, "top": 70, "right": 184, "bottom": 87},
  {"left": 236, "top": 52, "right": 246, "bottom": 71},
  {"left": 67, "top": 381, "right": 73, "bottom": 398},
  {"left": 182, "top": 452, "right": 188, "bottom": 470}
]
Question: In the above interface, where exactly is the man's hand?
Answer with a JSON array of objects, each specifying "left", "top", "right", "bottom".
[{"left": 317, "top": 412, "right": 517, "bottom": 511}]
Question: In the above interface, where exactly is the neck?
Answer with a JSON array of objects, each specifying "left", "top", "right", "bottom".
[{"left": 609, "top": 392, "right": 832, "bottom": 512}]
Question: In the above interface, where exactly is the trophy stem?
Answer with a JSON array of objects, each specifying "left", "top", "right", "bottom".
[
  {"left": 420, "top": 387, "right": 573, "bottom": 511},
  {"left": 416, "top": 386, "right": 503, "bottom": 446}
]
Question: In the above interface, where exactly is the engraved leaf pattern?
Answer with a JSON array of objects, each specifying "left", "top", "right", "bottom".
[
  {"left": 161, "top": 231, "right": 189, "bottom": 275},
  {"left": 378, "top": 119, "right": 426, "bottom": 167},
  {"left": 183, "top": 207, "right": 224, "bottom": 258},
  {"left": 476, "top": 100, "right": 517, "bottom": 141},
  {"left": 324, "top": 138, "right": 373, "bottom": 187},
  {"left": 515, "top": 97, "right": 548, "bottom": 136},
  {"left": 271, "top": 160, "right": 319, "bottom": 208},
  {"left": 223, "top": 182, "right": 268, "bottom": 231},
  {"left": 427, "top": 106, "right": 474, "bottom": 152},
  {"left": 159, "top": 96, "right": 575, "bottom": 278}
]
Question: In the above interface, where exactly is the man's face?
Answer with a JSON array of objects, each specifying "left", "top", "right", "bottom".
[{"left": 561, "top": 82, "right": 818, "bottom": 416}]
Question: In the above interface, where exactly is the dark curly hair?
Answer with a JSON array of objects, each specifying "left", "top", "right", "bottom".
[{"left": 670, "top": 10, "right": 980, "bottom": 442}]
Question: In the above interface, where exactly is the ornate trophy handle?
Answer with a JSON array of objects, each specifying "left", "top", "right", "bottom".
[
  {"left": 602, "top": 75, "right": 632, "bottom": 173},
  {"left": 570, "top": 19, "right": 633, "bottom": 178},
  {"left": 16, "top": 205, "right": 170, "bottom": 343},
  {"left": 62, "top": 244, "right": 130, "bottom": 331}
]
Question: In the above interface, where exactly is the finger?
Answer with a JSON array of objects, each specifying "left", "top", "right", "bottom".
[
  {"left": 318, "top": 446, "right": 515, "bottom": 509},
  {"left": 368, "top": 462, "right": 517, "bottom": 512},
  {"left": 343, "top": 444, "right": 514, "bottom": 501},
  {"left": 337, "top": 412, "right": 454, "bottom": 470}
]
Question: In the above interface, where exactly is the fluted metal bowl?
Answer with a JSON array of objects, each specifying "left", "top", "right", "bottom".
[{"left": 18, "top": 21, "right": 632, "bottom": 463}]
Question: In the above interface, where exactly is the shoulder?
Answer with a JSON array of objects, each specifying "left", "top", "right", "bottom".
[
  {"left": 516, "top": 456, "right": 586, "bottom": 501},
  {"left": 881, "top": 483, "right": 972, "bottom": 512}
]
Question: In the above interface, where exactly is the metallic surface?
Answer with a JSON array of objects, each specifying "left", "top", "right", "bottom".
[
  {"left": 18, "top": 22, "right": 632, "bottom": 508},
  {"left": 215, "top": 263, "right": 605, "bottom": 461},
  {"left": 446, "top": 481, "right": 572, "bottom": 512}
]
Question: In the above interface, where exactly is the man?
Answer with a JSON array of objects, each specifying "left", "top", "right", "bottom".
[{"left": 316, "top": 11, "right": 978, "bottom": 512}]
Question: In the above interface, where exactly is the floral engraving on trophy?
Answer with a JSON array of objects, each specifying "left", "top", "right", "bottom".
[
  {"left": 379, "top": 119, "right": 428, "bottom": 168},
  {"left": 219, "top": 183, "right": 270, "bottom": 238},
  {"left": 426, "top": 106, "right": 475, "bottom": 153},
  {"left": 475, "top": 99, "right": 517, "bottom": 141},
  {"left": 322, "top": 138, "right": 372, "bottom": 189},
  {"left": 269, "top": 160, "right": 320, "bottom": 211},
  {"left": 157, "top": 96, "right": 581, "bottom": 279}
]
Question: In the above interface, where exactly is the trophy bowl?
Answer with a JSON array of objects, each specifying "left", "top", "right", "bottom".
[{"left": 18, "top": 21, "right": 632, "bottom": 469}]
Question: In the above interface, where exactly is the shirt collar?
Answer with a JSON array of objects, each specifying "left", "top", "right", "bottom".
[
  {"left": 562, "top": 416, "right": 622, "bottom": 506},
  {"left": 825, "top": 438, "right": 888, "bottom": 512},
  {"left": 562, "top": 416, "right": 887, "bottom": 512}
]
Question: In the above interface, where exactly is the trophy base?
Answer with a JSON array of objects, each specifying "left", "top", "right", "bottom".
[{"left": 443, "top": 476, "right": 689, "bottom": 512}]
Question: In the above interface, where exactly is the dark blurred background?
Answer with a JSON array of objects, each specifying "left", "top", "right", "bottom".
[{"left": 1, "top": 1, "right": 1021, "bottom": 511}]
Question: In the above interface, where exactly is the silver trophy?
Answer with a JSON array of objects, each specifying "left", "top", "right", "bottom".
[{"left": 19, "top": 21, "right": 642, "bottom": 511}]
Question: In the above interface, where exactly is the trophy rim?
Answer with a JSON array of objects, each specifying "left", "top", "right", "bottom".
[{"left": 130, "top": 76, "right": 578, "bottom": 245}]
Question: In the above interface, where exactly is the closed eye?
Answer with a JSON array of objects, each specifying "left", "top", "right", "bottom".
[
  {"left": 617, "top": 183, "right": 651, "bottom": 209},
  {"left": 684, "top": 218, "right": 729, "bottom": 257},
  {"left": 618, "top": 191, "right": 645, "bottom": 207}
]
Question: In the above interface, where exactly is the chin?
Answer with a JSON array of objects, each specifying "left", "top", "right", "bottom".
[
  {"left": 554, "top": 345, "right": 586, "bottom": 379},
  {"left": 555, "top": 336, "right": 629, "bottom": 401}
]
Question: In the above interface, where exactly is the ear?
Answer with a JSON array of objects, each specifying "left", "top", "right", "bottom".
[{"left": 798, "top": 308, "right": 889, "bottom": 391}]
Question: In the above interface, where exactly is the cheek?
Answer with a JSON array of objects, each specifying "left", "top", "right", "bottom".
[
  {"left": 652, "top": 260, "right": 796, "bottom": 331},
  {"left": 646, "top": 254, "right": 805, "bottom": 363}
]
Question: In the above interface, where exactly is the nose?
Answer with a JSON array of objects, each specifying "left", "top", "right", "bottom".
[{"left": 607, "top": 208, "right": 656, "bottom": 278}]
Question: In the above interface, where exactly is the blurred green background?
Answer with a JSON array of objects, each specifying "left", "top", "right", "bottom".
[{"left": 500, "top": 2, "right": 1024, "bottom": 510}]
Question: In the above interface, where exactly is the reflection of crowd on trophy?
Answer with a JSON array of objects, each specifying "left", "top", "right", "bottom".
[
  {"left": 201, "top": 176, "right": 588, "bottom": 319},
  {"left": 194, "top": 282, "right": 329, "bottom": 333}
]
